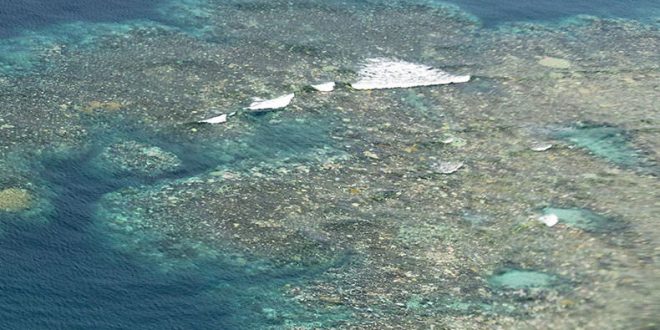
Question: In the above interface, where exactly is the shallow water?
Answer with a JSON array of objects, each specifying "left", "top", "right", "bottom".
[{"left": 0, "top": 0, "right": 659, "bottom": 329}]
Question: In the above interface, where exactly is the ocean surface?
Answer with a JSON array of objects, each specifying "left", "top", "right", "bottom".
[
  {"left": 0, "top": 0, "right": 658, "bottom": 329},
  {"left": 445, "top": 0, "right": 659, "bottom": 25},
  {"left": 2, "top": 0, "right": 658, "bottom": 36},
  {"left": 0, "top": 0, "right": 163, "bottom": 38}
]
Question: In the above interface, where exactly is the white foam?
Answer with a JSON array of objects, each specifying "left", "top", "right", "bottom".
[
  {"left": 351, "top": 58, "right": 470, "bottom": 90},
  {"left": 199, "top": 113, "right": 227, "bottom": 124},
  {"left": 311, "top": 82, "right": 335, "bottom": 92},
  {"left": 247, "top": 93, "right": 295, "bottom": 111}
]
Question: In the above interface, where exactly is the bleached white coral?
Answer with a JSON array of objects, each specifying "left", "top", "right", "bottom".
[
  {"left": 247, "top": 93, "right": 295, "bottom": 111},
  {"left": 199, "top": 113, "right": 227, "bottom": 124},
  {"left": 351, "top": 58, "right": 470, "bottom": 90},
  {"left": 537, "top": 214, "right": 559, "bottom": 227},
  {"left": 311, "top": 82, "right": 335, "bottom": 92}
]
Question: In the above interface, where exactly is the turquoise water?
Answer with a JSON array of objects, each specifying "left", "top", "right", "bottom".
[
  {"left": 488, "top": 269, "right": 557, "bottom": 289},
  {"left": 1, "top": 0, "right": 658, "bottom": 329}
]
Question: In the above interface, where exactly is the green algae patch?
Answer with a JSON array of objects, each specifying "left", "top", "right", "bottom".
[
  {"left": 489, "top": 269, "right": 556, "bottom": 290},
  {"left": 0, "top": 188, "right": 32, "bottom": 212},
  {"left": 556, "top": 124, "right": 641, "bottom": 167},
  {"left": 542, "top": 207, "right": 620, "bottom": 232}
]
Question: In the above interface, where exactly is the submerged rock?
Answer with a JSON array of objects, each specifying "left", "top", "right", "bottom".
[
  {"left": 96, "top": 140, "right": 182, "bottom": 177},
  {"left": 363, "top": 150, "right": 380, "bottom": 160},
  {"left": 351, "top": 58, "right": 470, "bottom": 90},
  {"left": 538, "top": 56, "right": 571, "bottom": 69},
  {"left": 0, "top": 187, "right": 32, "bottom": 212}
]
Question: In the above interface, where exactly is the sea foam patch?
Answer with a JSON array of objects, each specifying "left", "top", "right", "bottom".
[{"left": 351, "top": 58, "right": 470, "bottom": 90}]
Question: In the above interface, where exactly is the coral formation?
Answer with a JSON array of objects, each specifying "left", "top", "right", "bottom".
[
  {"left": 0, "top": 0, "right": 657, "bottom": 328},
  {"left": 95, "top": 140, "right": 182, "bottom": 177},
  {"left": 0, "top": 187, "right": 32, "bottom": 212}
]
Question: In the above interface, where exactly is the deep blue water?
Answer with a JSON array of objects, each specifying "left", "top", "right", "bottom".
[
  {"left": 1, "top": 0, "right": 659, "bottom": 38},
  {"left": 444, "top": 0, "right": 660, "bottom": 26},
  {"left": 0, "top": 0, "right": 658, "bottom": 329},
  {"left": 0, "top": 152, "right": 232, "bottom": 329},
  {"left": 0, "top": 0, "right": 163, "bottom": 37},
  {"left": 0, "top": 119, "right": 341, "bottom": 329}
]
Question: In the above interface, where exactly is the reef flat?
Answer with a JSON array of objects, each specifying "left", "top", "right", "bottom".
[{"left": 0, "top": 0, "right": 658, "bottom": 328}]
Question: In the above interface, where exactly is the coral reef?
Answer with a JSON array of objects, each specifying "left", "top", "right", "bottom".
[
  {"left": 95, "top": 140, "right": 182, "bottom": 177},
  {"left": 0, "top": 187, "right": 32, "bottom": 212},
  {"left": 0, "top": 0, "right": 657, "bottom": 328}
]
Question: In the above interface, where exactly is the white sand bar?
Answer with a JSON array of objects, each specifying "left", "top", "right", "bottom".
[{"left": 351, "top": 58, "right": 470, "bottom": 90}]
